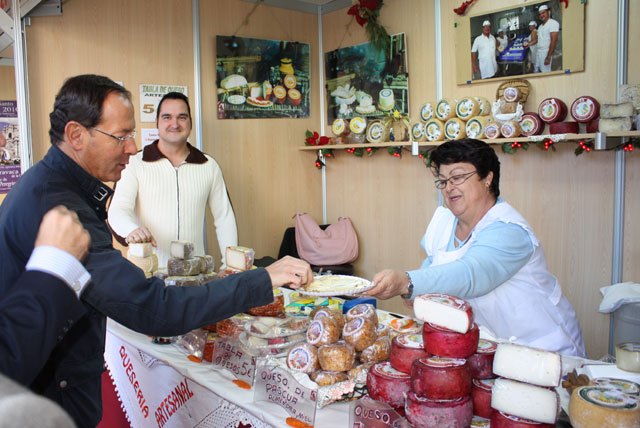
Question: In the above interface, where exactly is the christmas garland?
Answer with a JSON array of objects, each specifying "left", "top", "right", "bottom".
[{"left": 347, "top": 0, "right": 389, "bottom": 53}]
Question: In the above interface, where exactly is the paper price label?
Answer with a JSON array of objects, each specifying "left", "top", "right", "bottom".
[
  {"left": 351, "top": 397, "right": 411, "bottom": 428},
  {"left": 212, "top": 338, "right": 256, "bottom": 384},
  {"left": 254, "top": 360, "right": 317, "bottom": 426}
]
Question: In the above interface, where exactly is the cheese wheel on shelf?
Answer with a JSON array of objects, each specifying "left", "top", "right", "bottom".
[
  {"left": 455, "top": 97, "right": 481, "bottom": 120},
  {"left": 390, "top": 333, "right": 430, "bottom": 374},
  {"left": 306, "top": 317, "right": 340, "bottom": 346},
  {"left": 422, "top": 322, "right": 479, "bottom": 359},
  {"left": 549, "top": 121, "right": 579, "bottom": 134},
  {"left": 425, "top": 118, "right": 445, "bottom": 142},
  {"left": 286, "top": 343, "right": 319, "bottom": 374},
  {"left": 360, "top": 336, "right": 391, "bottom": 364},
  {"left": 343, "top": 317, "right": 377, "bottom": 352},
  {"left": 366, "top": 361, "right": 411, "bottom": 411},
  {"left": 471, "top": 378, "right": 495, "bottom": 419},
  {"left": 484, "top": 122, "right": 501, "bottom": 139},
  {"left": 420, "top": 102, "right": 435, "bottom": 122},
  {"left": 345, "top": 303, "right": 378, "bottom": 325},
  {"left": 466, "top": 116, "right": 491, "bottom": 139},
  {"left": 444, "top": 118, "right": 467, "bottom": 140},
  {"left": 571, "top": 96, "right": 600, "bottom": 122},
  {"left": 503, "top": 87, "right": 522, "bottom": 103},
  {"left": 599, "top": 117, "right": 632, "bottom": 133},
  {"left": 492, "top": 342, "right": 562, "bottom": 387},
  {"left": 601, "top": 102, "right": 634, "bottom": 119},
  {"left": 310, "top": 370, "right": 349, "bottom": 386},
  {"left": 412, "top": 122, "right": 426, "bottom": 142},
  {"left": 413, "top": 293, "right": 474, "bottom": 334},
  {"left": 500, "top": 121, "right": 522, "bottom": 138},
  {"left": 405, "top": 391, "right": 473, "bottom": 428},
  {"left": 569, "top": 386, "right": 640, "bottom": 428},
  {"left": 538, "top": 98, "right": 568, "bottom": 123},
  {"left": 435, "top": 98, "right": 457, "bottom": 121},
  {"left": 586, "top": 118, "right": 599, "bottom": 133},
  {"left": 475, "top": 97, "right": 492, "bottom": 116},
  {"left": 491, "top": 378, "right": 559, "bottom": 424},
  {"left": 332, "top": 118, "right": 348, "bottom": 136},
  {"left": 411, "top": 357, "right": 472, "bottom": 400},
  {"left": 519, "top": 112, "right": 544, "bottom": 136},
  {"left": 468, "top": 339, "right": 497, "bottom": 380},
  {"left": 317, "top": 341, "right": 355, "bottom": 372},
  {"left": 491, "top": 411, "right": 554, "bottom": 428}
]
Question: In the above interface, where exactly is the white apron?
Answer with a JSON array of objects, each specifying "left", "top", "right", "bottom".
[{"left": 423, "top": 203, "right": 586, "bottom": 357}]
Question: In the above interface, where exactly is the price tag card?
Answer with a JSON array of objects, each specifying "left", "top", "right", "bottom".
[
  {"left": 350, "top": 396, "right": 411, "bottom": 428},
  {"left": 254, "top": 359, "right": 317, "bottom": 426},
  {"left": 211, "top": 337, "right": 256, "bottom": 384}
]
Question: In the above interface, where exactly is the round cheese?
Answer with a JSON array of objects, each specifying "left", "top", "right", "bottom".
[
  {"left": 500, "top": 121, "right": 522, "bottom": 138},
  {"left": 286, "top": 343, "right": 319, "bottom": 374},
  {"left": 520, "top": 112, "right": 544, "bottom": 136},
  {"left": 456, "top": 97, "right": 481, "bottom": 120},
  {"left": 310, "top": 370, "right": 349, "bottom": 386},
  {"left": 587, "top": 118, "right": 599, "bottom": 133},
  {"left": 343, "top": 317, "right": 377, "bottom": 352},
  {"left": 366, "top": 361, "right": 411, "bottom": 412},
  {"left": 615, "top": 342, "right": 640, "bottom": 373},
  {"left": 366, "top": 121, "right": 385, "bottom": 143},
  {"left": 273, "top": 85, "right": 287, "bottom": 103},
  {"left": 422, "top": 322, "right": 479, "bottom": 359},
  {"left": 306, "top": 317, "right": 340, "bottom": 346},
  {"left": 346, "top": 303, "right": 378, "bottom": 325},
  {"left": 390, "top": 333, "right": 430, "bottom": 374},
  {"left": 445, "top": 118, "right": 467, "bottom": 140},
  {"left": 360, "top": 336, "right": 391, "bottom": 364},
  {"left": 491, "top": 411, "right": 554, "bottom": 428},
  {"left": 283, "top": 73, "right": 297, "bottom": 89},
  {"left": 425, "top": 118, "right": 445, "bottom": 142},
  {"left": 376, "top": 323, "right": 390, "bottom": 337},
  {"left": 471, "top": 378, "right": 495, "bottom": 419},
  {"left": 349, "top": 116, "right": 367, "bottom": 134},
  {"left": 475, "top": 97, "right": 492, "bottom": 116},
  {"left": 312, "top": 307, "right": 345, "bottom": 331},
  {"left": 420, "top": 102, "right": 435, "bottom": 122},
  {"left": 593, "top": 377, "right": 640, "bottom": 395},
  {"left": 484, "top": 123, "right": 501, "bottom": 139},
  {"left": 468, "top": 339, "right": 497, "bottom": 380},
  {"left": 503, "top": 87, "right": 522, "bottom": 103},
  {"left": 378, "top": 89, "right": 395, "bottom": 111},
  {"left": 317, "top": 341, "right": 355, "bottom": 372},
  {"left": 569, "top": 386, "right": 640, "bottom": 428},
  {"left": 287, "top": 88, "right": 301, "bottom": 106},
  {"left": 405, "top": 391, "right": 473, "bottom": 428},
  {"left": 471, "top": 416, "right": 491, "bottom": 427},
  {"left": 549, "top": 121, "right": 579, "bottom": 135},
  {"left": 331, "top": 118, "right": 348, "bottom": 136},
  {"left": 411, "top": 356, "right": 472, "bottom": 400},
  {"left": 412, "top": 122, "right": 425, "bottom": 142},
  {"left": 466, "top": 116, "right": 490, "bottom": 139},
  {"left": 571, "top": 96, "right": 600, "bottom": 122},
  {"left": 538, "top": 98, "right": 568, "bottom": 123},
  {"left": 435, "top": 98, "right": 457, "bottom": 121}
]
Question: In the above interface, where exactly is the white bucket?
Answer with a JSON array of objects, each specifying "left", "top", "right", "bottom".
[{"left": 613, "top": 302, "right": 640, "bottom": 346}]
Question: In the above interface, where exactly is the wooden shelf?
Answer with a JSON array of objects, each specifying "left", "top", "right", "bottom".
[{"left": 299, "top": 131, "right": 640, "bottom": 151}]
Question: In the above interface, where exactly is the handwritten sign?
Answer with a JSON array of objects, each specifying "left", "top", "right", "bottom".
[
  {"left": 350, "top": 396, "right": 411, "bottom": 428},
  {"left": 139, "top": 84, "right": 188, "bottom": 123},
  {"left": 212, "top": 337, "right": 256, "bottom": 384},
  {"left": 254, "top": 360, "right": 317, "bottom": 426}
]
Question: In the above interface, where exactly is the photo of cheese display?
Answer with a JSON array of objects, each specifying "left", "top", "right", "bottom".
[{"left": 299, "top": 275, "right": 373, "bottom": 296}]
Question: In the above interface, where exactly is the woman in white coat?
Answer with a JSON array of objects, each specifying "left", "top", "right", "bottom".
[{"left": 366, "top": 139, "right": 586, "bottom": 357}]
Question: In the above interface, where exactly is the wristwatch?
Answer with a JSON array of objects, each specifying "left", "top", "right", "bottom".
[{"left": 400, "top": 272, "right": 414, "bottom": 300}]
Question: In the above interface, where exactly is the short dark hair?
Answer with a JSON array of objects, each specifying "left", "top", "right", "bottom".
[
  {"left": 156, "top": 92, "right": 191, "bottom": 121},
  {"left": 430, "top": 139, "right": 501, "bottom": 198},
  {"left": 49, "top": 74, "right": 131, "bottom": 145}
]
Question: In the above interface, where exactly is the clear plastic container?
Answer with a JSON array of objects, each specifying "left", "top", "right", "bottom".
[{"left": 613, "top": 302, "right": 640, "bottom": 346}]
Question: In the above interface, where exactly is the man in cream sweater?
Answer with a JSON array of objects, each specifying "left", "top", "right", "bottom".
[{"left": 108, "top": 92, "right": 237, "bottom": 268}]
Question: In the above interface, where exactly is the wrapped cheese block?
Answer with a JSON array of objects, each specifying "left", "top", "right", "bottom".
[
  {"left": 287, "top": 343, "right": 320, "bottom": 374},
  {"left": 306, "top": 317, "right": 340, "bottom": 346},
  {"left": 376, "top": 323, "right": 389, "bottom": 337},
  {"left": 390, "top": 333, "right": 430, "bottom": 374},
  {"left": 310, "top": 370, "right": 349, "bottom": 387},
  {"left": 466, "top": 116, "right": 491, "bottom": 139},
  {"left": 225, "top": 246, "right": 255, "bottom": 271},
  {"left": 414, "top": 293, "right": 474, "bottom": 334},
  {"left": 216, "top": 317, "right": 245, "bottom": 337},
  {"left": 170, "top": 240, "right": 194, "bottom": 259},
  {"left": 420, "top": 102, "right": 435, "bottom": 122},
  {"left": 503, "top": 87, "right": 522, "bottom": 103},
  {"left": 405, "top": 391, "right": 473, "bottom": 428},
  {"left": 422, "top": 322, "right": 479, "bottom": 359},
  {"left": 493, "top": 343, "right": 561, "bottom": 387},
  {"left": 411, "top": 122, "right": 426, "bottom": 142},
  {"left": 425, "top": 118, "right": 445, "bottom": 142},
  {"left": 342, "top": 317, "right": 377, "bottom": 351},
  {"left": 538, "top": 98, "right": 568, "bottom": 123},
  {"left": 600, "top": 102, "right": 634, "bottom": 119},
  {"left": 491, "top": 378, "right": 559, "bottom": 424},
  {"left": 313, "top": 307, "right": 345, "bottom": 331},
  {"left": 128, "top": 253, "right": 158, "bottom": 275},
  {"left": 475, "top": 97, "right": 492, "bottom": 116},
  {"left": 491, "top": 411, "right": 554, "bottom": 428},
  {"left": 468, "top": 339, "right": 497, "bottom": 380},
  {"left": 435, "top": 99, "right": 456, "bottom": 121},
  {"left": 198, "top": 255, "right": 215, "bottom": 274},
  {"left": 411, "top": 357, "right": 472, "bottom": 400},
  {"left": 501, "top": 102, "right": 519, "bottom": 114},
  {"left": 128, "top": 242, "right": 154, "bottom": 258},
  {"left": 519, "top": 112, "right": 544, "bottom": 136},
  {"left": 471, "top": 378, "right": 495, "bottom": 419},
  {"left": 345, "top": 303, "right": 378, "bottom": 325},
  {"left": 247, "top": 291, "right": 285, "bottom": 317},
  {"left": 500, "top": 121, "right": 522, "bottom": 138},
  {"left": 549, "top": 121, "right": 579, "bottom": 134},
  {"left": 348, "top": 363, "right": 371, "bottom": 385},
  {"left": 599, "top": 117, "right": 632, "bottom": 133},
  {"left": 366, "top": 361, "right": 411, "bottom": 412},
  {"left": 571, "top": 96, "right": 601, "bottom": 122},
  {"left": 164, "top": 275, "right": 201, "bottom": 286},
  {"left": 484, "top": 122, "right": 501, "bottom": 139},
  {"left": 455, "top": 97, "right": 481, "bottom": 120},
  {"left": 318, "top": 341, "right": 356, "bottom": 372},
  {"left": 444, "top": 118, "right": 467, "bottom": 140},
  {"left": 569, "top": 385, "right": 640, "bottom": 428},
  {"left": 167, "top": 257, "right": 201, "bottom": 276},
  {"left": 360, "top": 336, "right": 391, "bottom": 364}
]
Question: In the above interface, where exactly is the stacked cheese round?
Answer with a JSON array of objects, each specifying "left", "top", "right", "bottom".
[
  {"left": 466, "top": 116, "right": 492, "bottom": 139},
  {"left": 425, "top": 118, "right": 445, "bottom": 142},
  {"left": 538, "top": 98, "right": 568, "bottom": 123},
  {"left": 444, "top": 118, "right": 467, "bottom": 140},
  {"left": 519, "top": 112, "right": 544, "bottom": 136},
  {"left": 435, "top": 99, "right": 457, "bottom": 121},
  {"left": 455, "top": 98, "right": 481, "bottom": 121},
  {"left": 420, "top": 102, "right": 435, "bottom": 122}
]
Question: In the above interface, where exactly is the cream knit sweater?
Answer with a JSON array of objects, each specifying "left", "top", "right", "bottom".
[{"left": 108, "top": 151, "right": 238, "bottom": 268}]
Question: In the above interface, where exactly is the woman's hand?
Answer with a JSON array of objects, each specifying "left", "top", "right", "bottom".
[{"left": 365, "top": 269, "right": 411, "bottom": 300}]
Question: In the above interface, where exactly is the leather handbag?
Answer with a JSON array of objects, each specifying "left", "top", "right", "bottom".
[{"left": 294, "top": 213, "right": 358, "bottom": 265}]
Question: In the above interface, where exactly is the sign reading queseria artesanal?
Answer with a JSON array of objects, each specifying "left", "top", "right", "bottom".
[{"left": 254, "top": 359, "right": 317, "bottom": 426}]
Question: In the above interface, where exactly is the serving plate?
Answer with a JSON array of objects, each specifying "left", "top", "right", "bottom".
[{"left": 298, "top": 274, "right": 373, "bottom": 297}]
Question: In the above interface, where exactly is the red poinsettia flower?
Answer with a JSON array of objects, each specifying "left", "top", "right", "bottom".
[
  {"left": 360, "top": 0, "right": 381, "bottom": 11},
  {"left": 347, "top": 5, "right": 368, "bottom": 26},
  {"left": 318, "top": 136, "right": 330, "bottom": 146}
]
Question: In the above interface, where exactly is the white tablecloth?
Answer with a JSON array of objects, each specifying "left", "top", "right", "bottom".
[{"left": 104, "top": 319, "right": 350, "bottom": 428}]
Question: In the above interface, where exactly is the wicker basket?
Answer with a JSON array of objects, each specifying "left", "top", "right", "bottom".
[{"left": 496, "top": 79, "right": 531, "bottom": 103}]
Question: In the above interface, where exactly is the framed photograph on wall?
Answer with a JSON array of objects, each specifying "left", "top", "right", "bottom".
[
  {"left": 215, "top": 36, "right": 310, "bottom": 119},
  {"left": 324, "top": 33, "right": 409, "bottom": 124}
]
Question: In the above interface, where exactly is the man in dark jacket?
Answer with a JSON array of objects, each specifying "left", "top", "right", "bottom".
[{"left": 0, "top": 74, "right": 312, "bottom": 428}]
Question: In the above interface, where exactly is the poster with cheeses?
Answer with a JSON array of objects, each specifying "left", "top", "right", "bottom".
[
  {"left": 324, "top": 33, "right": 408, "bottom": 124},
  {"left": 0, "top": 100, "right": 21, "bottom": 197},
  {"left": 215, "top": 36, "right": 310, "bottom": 119},
  {"left": 139, "top": 84, "right": 188, "bottom": 123}
]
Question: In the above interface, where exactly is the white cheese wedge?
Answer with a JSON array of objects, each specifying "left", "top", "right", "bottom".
[
  {"left": 491, "top": 378, "right": 559, "bottom": 424},
  {"left": 128, "top": 242, "right": 153, "bottom": 258},
  {"left": 600, "top": 102, "right": 634, "bottom": 119},
  {"left": 170, "top": 240, "right": 195, "bottom": 259},
  {"left": 413, "top": 293, "right": 473, "bottom": 334},
  {"left": 599, "top": 117, "right": 632, "bottom": 133},
  {"left": 127, "top": 254, "right": 158, "bottom": 274},
  {"left": 226, "top": 246, "right": 255, "bottom": 271},
  {"left": 493, "top": 343, "right": 562, "bottom": 387},
  {"left": 167, "top": 257, "right": 201, "bottom": 276}
]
